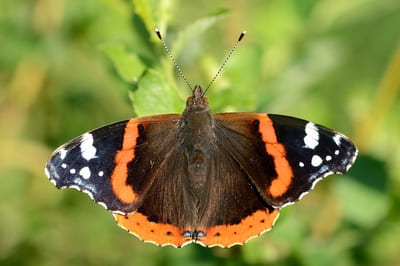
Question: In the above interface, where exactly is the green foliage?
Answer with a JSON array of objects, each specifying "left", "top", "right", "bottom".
[
  {"left": 101, "top": 43, "right": 146, "bottom": 83},
  {"left": 130, "top": 69, "right": 183, "bottom": 115},
  {"left": 1, "top": 0, "right": 400, "bottom": 265}
]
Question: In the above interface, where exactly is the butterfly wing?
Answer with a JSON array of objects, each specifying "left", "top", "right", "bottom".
[
  {"left": 115, "top": 123, "right": 281, "bottom": 248},
  {"left": 214, "top": 113, "right": 358, "bottom": 207},
  {"left": 193, "top": 143, "right": 280, "bottom": 247},
  {"left": 46, "top": 113, "right": 224, "bottom": 247},
  {"left": 45, "top": 114, "right": 181, "bottom": 214},
  {"left": 45, "top": 111, "right": 357, "bottom": 248}
]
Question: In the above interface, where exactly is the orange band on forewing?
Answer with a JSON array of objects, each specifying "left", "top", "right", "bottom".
[
  {"left": 111, "top": 119, "right": 140, "bottom": 204},
  {"left": 257, "top": 114, "right": 294, "bottom": 197}
]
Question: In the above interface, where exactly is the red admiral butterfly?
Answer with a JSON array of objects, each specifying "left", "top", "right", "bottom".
[{"left": 45, "top": 30, "right": 357, "bottom": 247}]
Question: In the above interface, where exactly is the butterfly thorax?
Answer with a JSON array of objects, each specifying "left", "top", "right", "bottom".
[{"left": 181, "top": 85, "right": 214, "bottom": 142}]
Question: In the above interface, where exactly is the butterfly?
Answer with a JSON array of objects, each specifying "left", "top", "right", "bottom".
[{"left": 45, "top": 30, "right": 358, "bottom": 247}]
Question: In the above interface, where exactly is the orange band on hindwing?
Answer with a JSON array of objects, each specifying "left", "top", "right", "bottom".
[
  {"left": 111, "top": 119, "right": 141, "bottom": 204},
  {"left": 115, "top": 212, "right": 191, "bottom": 247},
  {"left": 257, "top": 114, "right": 294, "bottom": 198},
  {"left": 199, "top": 208, "right": 280, "bottom": 247}
]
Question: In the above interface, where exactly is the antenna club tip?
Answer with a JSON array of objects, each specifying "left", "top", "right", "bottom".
[
  {"left": 238, "top": 31, "right": 246, "bottom": 42},
  {"left": 154, "top": 28, "right": 162, "bottom": 40}
]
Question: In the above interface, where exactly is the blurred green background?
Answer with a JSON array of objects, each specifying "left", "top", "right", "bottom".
[{"left": 1, "top": 0, "right": 400, "bottom": 265}]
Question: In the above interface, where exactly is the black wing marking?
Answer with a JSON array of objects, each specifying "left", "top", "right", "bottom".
[
  {"left": 45, "top": 115, "right": 180, "bottom": 213},
  {"left": 214, "top": 113, "right": 357, "bottom": 207}
]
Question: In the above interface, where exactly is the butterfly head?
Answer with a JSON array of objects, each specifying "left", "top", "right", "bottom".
[{"left": 185, "top": 85, "right": 209, "bottom": 111}]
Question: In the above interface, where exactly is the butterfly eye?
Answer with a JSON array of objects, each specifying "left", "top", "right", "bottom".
[{"left": 186, "top": 97, "right": 194, "bottom": 106}]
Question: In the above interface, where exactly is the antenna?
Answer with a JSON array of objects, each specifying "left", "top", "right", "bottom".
[
  {"left": 155, "top": 28, "right": 192, "bottom": 91},
  {"left": 155, "top": 28, "right": 246, "bottom": 95},
  {"left": 203, "top": 30, "right": 246, "bottom": 95}
]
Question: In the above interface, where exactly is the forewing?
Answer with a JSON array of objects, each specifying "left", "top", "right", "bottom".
[
  {"left": 214, "top": 113, "right": 358, "bottom": 207},
  {"left": 45, "top": 114, "right": 180, "bottom": 213}
]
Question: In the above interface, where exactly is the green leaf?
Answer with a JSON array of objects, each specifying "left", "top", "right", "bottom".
[
  {"left": 132, "top": 0, "right": 156, "bottom": 36},
  {"left": 171, "top": 10, "right": 228, "bottom": 57},
  {"left": 130, "top": 0, "right": 175, "bottom": 58},
  {"left": 130, "top": 69, "right": 184, "bottom": 116},
  {"left": 100, "top": 43, "right": 146, "bottom": 83},
  {"left": 332, "top": 156, "right": 389, "bottom": 228},
  {"left": 154, "top": 0, "right": 175, "bottom": 35},
  {"left": 206, "top": 45, "right": 262, "bottom": 112},
  {"left": 132, "top": 0, "right": 175, "bottom": 39}
]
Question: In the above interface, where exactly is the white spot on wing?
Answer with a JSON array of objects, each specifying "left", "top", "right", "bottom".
[
  {"left": 333, "top": 134, "right": 342, "bottom": 146},
  {"left": 59, "top": 148, "right": 67, "bottom": 160},
  {"left": 98, "top": 171, "right": 104, "bottom": 177},
  {"left": 326, "top": 155, "right": 332, "bottom": 161},
  {"left": 311, "top": 155, "right": 323, "bottom": 167},
  {"left": 304, "top": 122, "right": 319, "bottom": 149},
  {"left": 335, "top": 150, "right": 340, "bottom": 155},
  {"left": 61, "top": 163, "right": 67, "bottom": 169},
  {"left": 70, "top": 168, "right": 76, "bottom": 174},
  {"left": 80, "top": 133, "right": 97, "bottom": 161},
  {"left": 79, "top": 166, "right": 91, "bottom": 179},
  {"left": 299, "top": 162, "right": 304, "bottom": 167}
]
